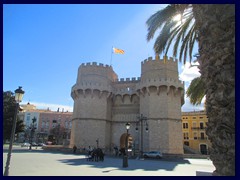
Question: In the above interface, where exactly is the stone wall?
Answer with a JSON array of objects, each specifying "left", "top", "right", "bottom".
[{"left": 71, "top": 56, "right": 184, "bottom": 154}]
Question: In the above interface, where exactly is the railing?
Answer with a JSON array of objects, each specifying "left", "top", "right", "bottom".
[
  {"left": 191, "top": 127, "right": 206, "bottom": 130},
  {"left": 197, "top": 137, "right": 208, "bottom": 140}
]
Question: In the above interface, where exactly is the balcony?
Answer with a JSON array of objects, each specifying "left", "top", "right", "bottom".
[
  {"left": 191, "top": 127, "right": 206, "bottom": 130},
  {"left": 197, "top": 137, "right": 208, "bottom": 140}
]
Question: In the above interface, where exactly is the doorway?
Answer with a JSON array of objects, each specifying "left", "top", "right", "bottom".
[
  {"left": 120, "top": 133, "right": 133, "bottom": 150},
  {"left": 200, "top": 144, "right": 208, "bottom": 155}
]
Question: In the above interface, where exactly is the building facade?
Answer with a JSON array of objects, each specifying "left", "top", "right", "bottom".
[
  {"left": 182, "top": 111, "right": 211, "bottom": 154},
  {"left": 71, "top": 55, "right": 184, "bottom": 155},
  {"left": 18, "top": 103, "right": 72, "bottom": 144},
  {"left": 38, "top": 110, "right": 72, "bottom": 145}
]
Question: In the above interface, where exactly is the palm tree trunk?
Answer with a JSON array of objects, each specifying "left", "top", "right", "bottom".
[{"left": 192, "top": 4, "right": 235, "bottom": 176}]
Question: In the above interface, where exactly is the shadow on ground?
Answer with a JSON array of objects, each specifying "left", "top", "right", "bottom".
[
  {"left": 57, "top": 156, "right": 191, "bottom": 172},
  {"left": 3, "top": 146, "right": 191, "bottom": 172}
]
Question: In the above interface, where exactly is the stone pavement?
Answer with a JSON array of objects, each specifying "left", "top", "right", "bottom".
[{"left": 3, "top": 146, "right": 215, "bottom": 176}]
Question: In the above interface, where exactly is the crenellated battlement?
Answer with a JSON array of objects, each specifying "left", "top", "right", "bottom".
[
  {"left": 80, "top": 62, "right": 112, "bottom": 68},
  {"left": 72, "top": 57, "right": 183, "bottom": 98},
  {"left": 76, "top": 62, "right": 118, "bottom": 87},
  {"left": 141, "top": 55, "right": 177, "bottom": 65},
  {"left": 141, "top": 55, "right": 179, "bottom": 82}
]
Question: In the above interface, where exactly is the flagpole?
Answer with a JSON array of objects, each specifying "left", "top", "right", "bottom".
[{"left": 110, "top": 46, "right": 113, "bottom": 66}]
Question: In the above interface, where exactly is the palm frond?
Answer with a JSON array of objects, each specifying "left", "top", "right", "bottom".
[
  {"left": 188, "top": 25, "right": 197, "bottom": 61},
  {"left": 186, "top": 77, "right": 205, "bottom": 105},
  {"left": 146, "top": 5, "right": 178, "bottom": 41},
  {"left": 146, "top": 4, "right": 197, "bottom": 64},
  {"left": 164, "top": 25, "right": 182, "bottom": 55},
  {"left": 179, "top": 21, "right": 195, "bottom": 63},
  {"left": 153, "top": 20, "right": 177, "bottom": 54}
]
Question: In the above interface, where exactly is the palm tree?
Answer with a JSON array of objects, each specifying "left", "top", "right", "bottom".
[
  {"left": 146, "top": 4, "right": 235, "bottom": 176},
  {"left": 146, "top": 4, "right": 196, "bottom": 64},
  {"left": 186, "top": 76, "right": 205, "bottom": 105}
]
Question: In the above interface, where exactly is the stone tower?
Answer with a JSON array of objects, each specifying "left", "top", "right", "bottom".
[
  {"left": 136, "top": 55, "right": 184, "bottom": 154},
  {"left": 71, "top": 62, "right": 117, "bottom": 149},
  {"left": 71, "top": 56, "right": 184, "bottom": 155}
]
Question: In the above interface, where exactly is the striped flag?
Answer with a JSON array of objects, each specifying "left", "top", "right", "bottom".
[{"left": 113, "top": 47, "right": 125, "bottom": 54}]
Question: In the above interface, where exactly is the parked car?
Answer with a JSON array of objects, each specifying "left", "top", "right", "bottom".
[
  {"left": 31, "top": 142, "right": 38, "bottom": 146},
  {"left": 37, "top": 143, "right": 46, "bottom": 147},
  {"left": 21, "top": 142, "right": 30, "bottom": 147},
  {"left": 143, "top": 151, "right": 163, "bottom": 159}
]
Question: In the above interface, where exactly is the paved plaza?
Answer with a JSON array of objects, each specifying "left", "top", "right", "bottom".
[{"left": 3, "top": 146, "right": 215, "bottom": 176}]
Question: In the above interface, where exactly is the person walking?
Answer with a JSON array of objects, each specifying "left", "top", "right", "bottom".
[
  {"left": 114, "top": 146, "right": 119, "bottom": 156},
  {"left": 73, "top": 145, "right": 77, "bottom": 154}
]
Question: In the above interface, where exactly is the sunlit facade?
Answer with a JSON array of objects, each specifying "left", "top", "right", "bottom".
[{"left": 182, "top": 111, "right": 211, "bottom": 154}]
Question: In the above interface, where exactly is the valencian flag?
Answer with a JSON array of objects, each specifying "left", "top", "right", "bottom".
[{"left": 113, "top": 47, "right": 125, "bottom": 54}]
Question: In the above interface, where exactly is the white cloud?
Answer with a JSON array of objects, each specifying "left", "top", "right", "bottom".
[
  {"left": 181, "top": 94, "right": 205, "bottom": 112},
  {"left": 179, "top": 62, "right": 201, "bottom": 82},
  {"left": 21, "top": 101, "right": 73, "bottom": 112}
]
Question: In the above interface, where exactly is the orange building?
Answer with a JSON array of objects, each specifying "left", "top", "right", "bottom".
[{"left": 182, "top": 111, "right": 211, "bottom": 155}]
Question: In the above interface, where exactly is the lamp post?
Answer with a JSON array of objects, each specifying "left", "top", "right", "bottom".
[
  {"left": 136, "top": 114, "right": 148, "bottom": 158},
  {"left": 4, "top": 86, "right": 24, "bottom": 176},
  {"left": 96, "top": 139, "right": 99, "bottom": 148},
  {"left": 123, "top": 122, "right": 130, "bottom": 168},
  {"left": 29, "top": 117, "right": 37, "bottom": 150}
]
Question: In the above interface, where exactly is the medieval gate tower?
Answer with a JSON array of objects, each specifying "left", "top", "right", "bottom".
[{"left": 71, "top": 55, "right": 184, "bottom": 155}]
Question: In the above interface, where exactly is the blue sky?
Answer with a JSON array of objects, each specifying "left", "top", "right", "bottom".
[{"left": 3, "top": 4, "right": 204, "bottom": 112}]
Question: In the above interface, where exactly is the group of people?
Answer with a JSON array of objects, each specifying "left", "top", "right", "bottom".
[
  {"left": 87, "top": 146, "right": 105, "bottom": 162},
  {"left": 114, "top": 146, "right": 126, "bottom": 156},
  {"left": 72, "top": 144, "right": 128, "bottom": 160},
  {"left": 72, "top": 145, "right": 105, "bottom": 162}
]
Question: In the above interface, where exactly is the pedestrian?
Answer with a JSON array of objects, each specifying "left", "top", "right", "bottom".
[
  {"left": 73, "top": 145, "right": 77, "bottom": 154},
  {"left": 114, "top": 146, "right": 119, "bottom": 156}
]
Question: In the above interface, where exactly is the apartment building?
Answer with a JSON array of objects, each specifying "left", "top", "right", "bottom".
[
  {"left": 182, "top": 111, "right": 211, "bottom": 154},
  {"left": 18, "top": 103, "right": 72, "bottom": 145}
]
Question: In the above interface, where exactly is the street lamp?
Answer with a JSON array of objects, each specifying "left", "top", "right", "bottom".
[
  {"left": 4, "top": 86, "right": 24, "bottom": 176},
  {"left": 123, "top": 122, "right": 130, "bottom": 168},
  {"left": 136, "top": 114, "right": 148, "bottom": 158},
  {"left": 29, "top": 117, "right": 37, "bottom": 150},
  {"left": 96, "top": 139, "right": 99, "bottom": 148}
]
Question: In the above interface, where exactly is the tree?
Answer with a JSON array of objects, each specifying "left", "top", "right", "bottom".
[
  {"left": 49, "top": 124, "right": 67, "bottom": 145},
  {"left": 186, "top": 76, "right": 205, "bottom": 105},
  {"left": 3, "top": 91, "right": 25, "bottom": 143},
  {"left": 146, "top": 4, "right": 196, "bottom": 64},
  {"left": 146, "top": 4, "right": 235, "bottom": 176}
]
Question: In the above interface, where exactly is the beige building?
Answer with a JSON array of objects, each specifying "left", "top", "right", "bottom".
[{"left": 71, "top": 55, "right": 184, "bottom": 155}]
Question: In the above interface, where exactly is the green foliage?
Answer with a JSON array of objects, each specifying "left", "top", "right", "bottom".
[
  {"left": 49, "top": 125, "right": 67, "bottom": 145},
  {"left": 186, "top": 77, "right": 205, "bottom": 105},
  {"left": 146, "top": 4, "right": 197, "bottom": 64},
  {"left": 3, "top": 91, "right": 25, "bottom": 142}
]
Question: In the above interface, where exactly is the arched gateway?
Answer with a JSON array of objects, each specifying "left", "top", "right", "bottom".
[{"left": 70, "top": 56, "right": 184, "bottom": 155}]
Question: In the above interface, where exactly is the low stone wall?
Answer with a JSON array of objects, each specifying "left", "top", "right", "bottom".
[
  {"left": 42, "top": 145, "right": 90, "bottom": 154},
  {"left": 42, "top": 145, "right": 72, "bottom": 153}
]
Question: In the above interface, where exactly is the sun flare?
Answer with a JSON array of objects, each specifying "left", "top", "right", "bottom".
[{"left": 173, "top": 14, "right": 182, "bottom": 22}]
